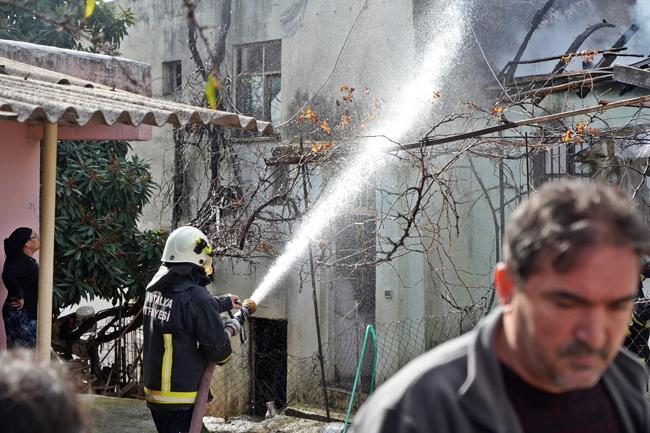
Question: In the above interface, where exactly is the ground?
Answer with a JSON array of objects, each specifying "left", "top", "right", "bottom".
[
  {"left": 204, "top": 416, "right": 340, "bottom": 433},
  {"left": 79, "top": 394, "right": 341, "bottom": 433}
]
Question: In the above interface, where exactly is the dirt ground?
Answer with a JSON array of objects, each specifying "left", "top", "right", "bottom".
[
  {"left": 204, "top": 416, "right": 343, "bottom": 433},
  {"left": 79, "top": 394, "right": 346, "bottom": 433}
]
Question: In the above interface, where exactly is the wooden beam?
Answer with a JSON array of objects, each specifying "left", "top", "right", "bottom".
[
  {"left": 515, "top": 74, "right": 612, "bottom": 99},
  {"left": 512, "top": 47, "right": 629, "bottom": 65},
  {"left": 613, "top": 65, "right": 650, "bottom": 90}
]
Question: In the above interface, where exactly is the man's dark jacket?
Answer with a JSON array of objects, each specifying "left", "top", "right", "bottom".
[
  {"left": 142, "top": 263, "right": 233, "bottom": 409},
  {"left": 351, "top": 308, "right": 650, "bottom": 433}
]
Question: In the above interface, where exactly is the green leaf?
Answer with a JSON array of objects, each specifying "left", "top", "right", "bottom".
[
  {"left": 85, "top": 0, "right": 96, "bottom": 19},
  {"left": 205, "top": 74, "right": 219, "bottom": 110}
]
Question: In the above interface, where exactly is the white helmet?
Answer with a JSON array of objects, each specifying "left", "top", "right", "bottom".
[{"left": 161, "top": 226, "right": 213, "bottom": 267}]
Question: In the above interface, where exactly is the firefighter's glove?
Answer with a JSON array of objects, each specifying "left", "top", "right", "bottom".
[{"left": 224, "top": 318, "right": 241, "bottom": 337}]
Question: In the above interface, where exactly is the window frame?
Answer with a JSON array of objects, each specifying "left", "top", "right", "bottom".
[
  {"left": 162, "top": 60, "right": 182, "bottom": 96},
  {"left": 234, "top": 40, "right": 282, "bottom": 122}
]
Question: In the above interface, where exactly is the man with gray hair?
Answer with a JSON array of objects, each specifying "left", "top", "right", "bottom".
[
  {"left": 352, "top": 179, "right": 650, "bottom": 433},
  {"left": 0, "top": 349, "right": 88, "bottom": 433}
]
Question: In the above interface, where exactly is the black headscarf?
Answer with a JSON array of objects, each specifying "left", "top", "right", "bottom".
[{"left": 4, "top": 227, "right": 32, "bottom": 261}]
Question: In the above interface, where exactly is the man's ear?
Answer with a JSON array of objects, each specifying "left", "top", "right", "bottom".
[{"left": 494, "top": 262, "right": 516, "bottom": 305}]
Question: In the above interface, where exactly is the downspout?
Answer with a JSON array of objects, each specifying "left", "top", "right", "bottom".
[
  {"left": 36, "top": 121, "right": 57, "bottom": 361},
  {"left": 299, "top": 136, "right": 331, "bottom": 421}
]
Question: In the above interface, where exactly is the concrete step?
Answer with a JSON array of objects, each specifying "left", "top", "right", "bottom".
[{"left": 285, "top": 401, "right": 348, "bottom": 423}]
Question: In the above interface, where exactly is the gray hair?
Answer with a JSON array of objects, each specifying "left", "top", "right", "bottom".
[
  {"left": 0, "top": 349, "right": 88, "bottom": 433},
  {"left": 503, "top": 179, "right": 650, "bottom": 282}
]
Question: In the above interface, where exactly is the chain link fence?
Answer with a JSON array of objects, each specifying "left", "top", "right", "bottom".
[
  {"left": 624, "top": 298, "right": 650, "bottom": 367},
  {"left": 210, "top": 298, "right": 650, "bottom": 419},
  {"left": 207, "top": 306, "right": 486, "bottom": 418},
  {"left": 59, "top": 298, "right": 650, "bottom": 420}
]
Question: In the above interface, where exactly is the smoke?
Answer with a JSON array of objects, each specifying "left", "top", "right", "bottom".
[
  {"left": 495, "top": 0, "right": 650, "bottom": 77},
  {"left": 632, "top": 0, "right": 650, "bottom": 53}
]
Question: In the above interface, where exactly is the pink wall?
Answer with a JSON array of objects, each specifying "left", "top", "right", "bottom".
[
  {"left": 0, "top": 119, "right": 41, "bottom": 350},
  {"left": 27, "top": 123, "right": 152, "bottom": 141}
]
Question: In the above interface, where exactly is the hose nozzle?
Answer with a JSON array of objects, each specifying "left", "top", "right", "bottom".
[
  {"left": 234, "top": 298, "right": 257, "bottom": 325},
  {"left": 241, "top": 299, "right": 257, "bottom": 316}
]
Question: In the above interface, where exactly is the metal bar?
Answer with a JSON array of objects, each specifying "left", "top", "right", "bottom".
[
  {"left": 406, "top": 92, "right": 650, "bottom": 151},
  {"left": 36, "top": 121, "right": 57, "bottom": 361},
  {"left": 299, "top": 136, "right": 331, "bottom": 421},
  {"left": 525, "top": 133, "right": 531, "bottom": 196}
]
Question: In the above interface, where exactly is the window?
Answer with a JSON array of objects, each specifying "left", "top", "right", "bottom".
[
  {"left": 236, "top": 40, "right": 281, "bottom": 123},
  {"left": 531, "top": 140, "right": 591, "bottom": 187},
  {"left": 162, "top": 61, "right": 182, "bottom": 96}
]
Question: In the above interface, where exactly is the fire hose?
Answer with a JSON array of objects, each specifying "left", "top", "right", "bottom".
[{"left": 188, "top": 299, "right": 257, "bottom": 433}]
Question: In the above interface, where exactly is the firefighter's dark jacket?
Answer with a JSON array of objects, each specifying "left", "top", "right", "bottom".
[{"left": 143, "top": 263, "right": 234, "bottom": 409}]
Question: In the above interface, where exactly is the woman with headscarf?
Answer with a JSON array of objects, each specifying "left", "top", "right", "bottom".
[{"left": 2, "top": 227, "right": 39, "bottom": 348}]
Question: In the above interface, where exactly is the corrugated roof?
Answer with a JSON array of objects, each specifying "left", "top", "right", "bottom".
[{"left": 0, "top": 57, "right": 273, "bottom": 134}]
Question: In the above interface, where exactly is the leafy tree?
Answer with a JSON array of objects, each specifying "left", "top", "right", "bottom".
[
  {"left": 0, "top": 1, "right": 165, "bottom": 311},
  {"left": 0, "top": 0, "right": 135, "bottom": 54},
  {"left": 54, "top": 141, "right": 164, "bottom": 310}
]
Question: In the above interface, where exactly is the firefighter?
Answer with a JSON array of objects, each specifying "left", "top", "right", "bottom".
[{"left": 143, "top": 226, "right": 242, "bottom": 433}]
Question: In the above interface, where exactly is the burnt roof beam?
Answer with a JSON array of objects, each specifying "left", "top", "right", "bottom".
[
  {"left": 613, "top": 65, "right": 650, "bottom": 90},
  {"left": 596, "top": 24, "right": 640, "bottom": 69}
]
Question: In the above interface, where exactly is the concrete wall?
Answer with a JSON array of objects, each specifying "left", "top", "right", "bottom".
[
  {"left": 0, "top": 39, "right": 151, "bottom": 95},
  {"left": 114, "top": 0, "right": 219, "bottom": 228},
  {"left": 113, "top": 0, "right": 502, "bottom": 408}
]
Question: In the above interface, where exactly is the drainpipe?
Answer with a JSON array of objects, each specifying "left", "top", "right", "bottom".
[
  {"left": 299, "top": 137, "right": 331, "bottom": 421},
  {"left": 36, "top": 121, "right": 57, "bottom": 361}
]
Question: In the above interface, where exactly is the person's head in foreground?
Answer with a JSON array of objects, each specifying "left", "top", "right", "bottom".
[
  {"left": 495, "top": 179, "right": 648, "bottom": 393},
  {"left": 0, "top": 349, "right": 88, "bottom": 433},
  {"left": 351, "top": 179, "right": 650, "bottom": 433}
]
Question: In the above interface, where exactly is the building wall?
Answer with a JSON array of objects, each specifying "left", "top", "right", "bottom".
[{"left": 114, "top": 0, "right": 520, "bottom": 411}]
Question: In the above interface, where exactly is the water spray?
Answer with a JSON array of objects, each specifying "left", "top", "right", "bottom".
[
  {"left": 189, "top": 298, "right": 257, "bottom": 433},
  {"left": 239, "top": 0, "right": 467, "bottom": 422},
  {"left": 190, "top": 1, "right": 467, "bottom": 428}
]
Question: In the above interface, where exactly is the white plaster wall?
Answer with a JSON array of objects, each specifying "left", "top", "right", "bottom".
[{"left": 115, "top": 0, "right": 513, "bottom": 407}]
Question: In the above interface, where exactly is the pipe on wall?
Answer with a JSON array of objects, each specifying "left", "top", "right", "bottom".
[{"left": 36, "top": 121, "right": 57, "bottom": 361}]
